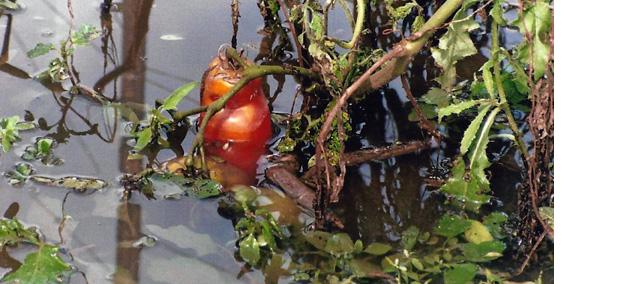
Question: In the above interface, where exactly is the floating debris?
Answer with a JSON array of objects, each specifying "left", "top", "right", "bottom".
[{"left": 30, "top": 175, "right": 107, "bottom": 192}]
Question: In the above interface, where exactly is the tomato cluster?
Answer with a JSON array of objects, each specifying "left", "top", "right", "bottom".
[{"left": 200, "top": 56, "right": 272, "bottom": 179}]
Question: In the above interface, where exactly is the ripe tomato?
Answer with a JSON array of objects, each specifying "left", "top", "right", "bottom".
[{"left": 200, "top": 56, "right": 272, "bottom": 178}]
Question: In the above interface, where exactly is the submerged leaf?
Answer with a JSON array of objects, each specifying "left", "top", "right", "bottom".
[
  {"left": 464, "top": 221, "right": 493, "bottom": 244},
  {"left": 462, "top": 240, "right": 506, "bottom": 262},
  {"left": 2, "top": 245, "right": 71, "bottom": 284},
  {"left": 363, "top": 243, "right": 392, "bottom": 256},
  {"left": 401, "top": 226, "right": 420, "bottom": 250},
  {"left": 0, "top": 218, "right": 40, "bottom": 247},
  {"left": 324, "top": 233, "right": 354, "bottom": 256},
  {"left": 434, "top": 214, "right": 472, "bottom": 238},
  {"left": 240, "top": 234, "right": 261, "bottom": 266},
  {"left": 444, "top": 263, "right": 478, "bottom": 284},
  {"left": 30, "top": 175, "right": 107, "bottom": 192}
]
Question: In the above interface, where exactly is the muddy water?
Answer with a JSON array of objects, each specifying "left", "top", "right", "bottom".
[{"left": 0, "top": 1, "right": 533, "bottom": 283}]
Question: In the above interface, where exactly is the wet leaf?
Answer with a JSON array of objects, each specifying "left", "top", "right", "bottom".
[
  {"left": 483, "top": 212, "right": 508, "bottom": 239},
  {"left": 512, "top": 0, "right": 552, "bottom": 80},
  {"left": 2, "top": 244, "right": 71, "bottom": 284},
  {"left": 423, "top": 88, "right": 450, "bottom": 107},
  {"left": 188, "top": 179, "right": 222, "bottom": 199},
  {"left": 439, "top": 160, "right": 492, "bottom": 212},
  {"left": 304, "top": 231, "right": 331, "bottom": 251},
  {"left": 30, "top": 175, "right": 107, "bottom": 192},
  {"left": 434, "top": 214, "right": 472, "bottom": 238},
  {"left": 240, "top": 234, "right": 261, "bottom": 266},
  {"left": 363, "top": 243, "right": 392, "bottom": 256},
  {"left": 0, "top": 218, "right": 40, "bottom": 246},
  {"left": 438, "top": 100, "right": 486, "bottom": 122},
  {"left": 0, "top": 116, "right": 34, "bottom": 152},
  {"left": 462, "top": 240, "right": 506, "bottom": 262},
  {"left": 401, "top": 225, "right": 420, "bottom": 250},
  {"left": 160, "top": 82, "right": 199, "bottom": 111},
  {"left": 324, "top": 233, "right": 354, "bottom": 256},
  {"left": 27, "top": 43, "right": 55, "bottom": 58},
  {"left": 464, "top": 221, "right": 493, "bottom": 244},
  {"left": 134, "top": 127, "right": 153, "bottom": 151},
  {"left": 460, "top": 104, "right": 492, "bottom": 155},
  {"left": 71, "top": 24, "right": 100, "bottom": 45},
  {"left": 5, "top": 163, "right": 34, "bottom": 186},
  {"left": 444, "top": 263, "right": 478, "bottom": 284}
]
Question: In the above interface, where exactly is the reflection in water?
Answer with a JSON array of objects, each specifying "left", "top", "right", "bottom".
[{"left": 114, "top": 202, "right": 142, "bottom": 284}]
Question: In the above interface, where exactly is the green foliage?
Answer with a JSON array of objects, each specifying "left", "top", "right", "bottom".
[
  {"left": 31, "top": 24, "right": 101, "bottom": 83},
  {"left": 130, "top": 81, "right": 197, "bottom": 153},
  {"left": 512, "top": 0, "right": 552, "bottom": 80},
  {"left": 27, "top": 43, "right": 55, "bottom": 58},
  {"left": 0, "top": 0, "right": 19, "bottom": 10},
  {"left": 0, "top": 218, "right": 39, "bottom": 247},
  {"left": 4, "top": 162, "right": 34, "bottom": 186},
  {"left": 431, "top": 0, "right": 480, "bottom": 90},
  {"left": 483, "top": 212, "right": 508, "bottom": 239},
  {"left": 444, "top": 263, "right": 478, "bottom": 284},
  {"left": 160, "top": 82, "right": 199, "bottom": 111},
  {"left": 2, "top": 245, "right": 71, "bottom": 284},
  {"left": 464, "top": 221, "right": 493, "bottom": 244},
  {"left": 0, "top": 218, "right": 72, "bottom": 284},
  {"left": 434, "top": 214, "right": 472, "bottom": 238},
  {"left": 21, "top": 138, "right": 63, "bottom": 165},
  {"left": 462, "top": 240, "right": 505, "bottom": 262},
  {"left": 384, "top": 0, "right": 423, "bottom": 32},
  {"left": 539, "top": 206, "right": 554, "bottom": 230},
  {"left": 0, "top": 115, "right": 36, "bottom": 152}
]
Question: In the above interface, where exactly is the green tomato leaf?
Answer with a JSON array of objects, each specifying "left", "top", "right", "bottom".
[
  {"left": 134, "top": 127, "right": 153, "bottom": 151},
  {"left": 71, "top": 24, "right": 100, "bottom": 45},
  {"left": 160, "top": 82, "right": 199, "bottom": 111},
  {"left": 444, "top": 263, "right": 478, "bottom": 284},
  {"left": 462, "top": 240, "right": 506, "bottom": 262},
  {"left": 438, "top": 99, "right": 486, "bottom": 123},
  {"left": 512, "top": 0, "right": 552, "bottom": 80},
  {"left": 239, "top": 234, "right": 261, "bottom": 266},
  {"left": 460, "top": 104, "right": 492, "bottom": 155},
  {"left": 434, "top": 214, "right": 472, "bottom": 238},
  {"left": 483, "top": 212, "right": 508, "bottom": 239},
  {"left": 188, "top": 179, "right": 223, "bottom": 199},
  {"left": 0, "top": 218, "right": 40, "bottom": 246},
  {"left": 363, "top": 243, "right": 392, "bottom": 256},
  {"left": 27, "top": 43, "right": 55, "bottom": 58},
  {"left": 401, "top": 225, "right": 420, "bottom": 250},
  {"left": 2, "top": 245, "right": 71, "bottom": 284},
  {"left": 324, "top": 233, "right": 354, "bottom": 256},
  {"left": 464, "top": 221, "right": 494, "bottom": 244}
]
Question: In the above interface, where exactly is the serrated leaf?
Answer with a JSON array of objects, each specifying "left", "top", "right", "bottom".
[
  {"left": 439, "top": 158, "right": 492, "bottom": 212},
  {"left": 512, "top": 1, "right": 552, "bottom": 80},
  {"left": 460, "top": 104, "right": 492, "bottom": 155},
  {"left": 160, "top": 82, "right": 199, "bottom": 111},
  {"left": 437, "top": 100, "right": 485, "bottom": 122},
  {"left": 444, "top": 263, "right": 478, "bottom": 284},
  {"left": 2, "top": 245, "right": 71, "bottom": 284},
  {"left": 363, "top": 243, "right": 392, "bottom": 256},
  {"left": 0, "top": 218, "right": 40, "bottom": 246},
  {"left": 27, "top": 43, "right": 55, "bottom": 58},
  {"left": 71, "top": 24, "right": 100, "bottom": 45},
  {"left": 423, "top": 87, "right": 450, "bottom": 107},
  {"left": 462, "top": 240, "right": 506, "bottom": 262},
  {"left": 434, "top": 214, "right": 472, "bottom": 238},
  {"left": 481, "top": 61, "right": 495, "bottom": 98},
  {"left": 239, "top": 234, "right": 260, "bottom": 266}
]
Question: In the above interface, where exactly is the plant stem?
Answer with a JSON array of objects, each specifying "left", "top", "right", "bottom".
[
  {"left": 492, "top": 20, "right": 529, "bottom": 159},
  {"left": 330, "top": 0, "right": 365, "bottom": 49}
]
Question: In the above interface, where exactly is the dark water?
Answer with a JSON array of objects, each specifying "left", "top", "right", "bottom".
[{"left": 0, "top": 1, "right": 546, "bottom": 283}]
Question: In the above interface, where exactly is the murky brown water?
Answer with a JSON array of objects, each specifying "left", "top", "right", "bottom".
[{"left": 0, "top": 0, "right": 545, "bottom": 283}]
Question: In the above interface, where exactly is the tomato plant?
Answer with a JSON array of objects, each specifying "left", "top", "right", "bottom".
[{"left": 200, "top": 56, "right": 272, "bottom": 177}]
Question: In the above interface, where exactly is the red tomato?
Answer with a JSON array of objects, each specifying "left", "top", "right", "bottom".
[{"left": 200, "top": 56, "right": 272, "bottom": 178}]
